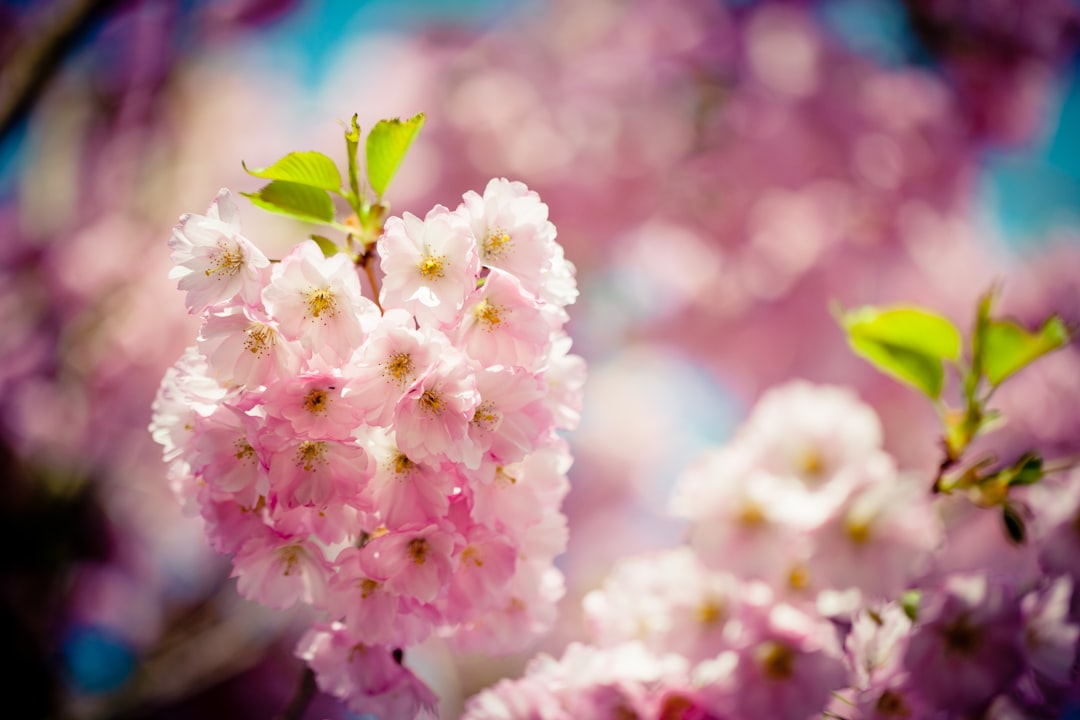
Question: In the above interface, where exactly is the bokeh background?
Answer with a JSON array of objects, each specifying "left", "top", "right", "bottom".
[{"left": 2, "top": 0, "right": 1079, "bottom": 717}]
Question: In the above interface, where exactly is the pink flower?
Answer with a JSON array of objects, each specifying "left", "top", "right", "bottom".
[
  {"left": 738, "top": 381, "right": 884, "bottom": 489},
  {"left": 297, "top": 623, "right": 438, "bottom": 720},
  {"left": 699, "top": 602, "right": 848, "bottom": 720},
  {"left": 902, "top": 574, "right": 1026, "bottom": 714},
  {"left": 456, "top": 268, "right": 551, "bottom": 369},
  {"left": 462, "top": 367, "right": 552, "bottom": 471},
  {"left": 461, "top": 177, "right": 558, "bottom": 296},
  {"left": 198, "top": 304, "right": 301, "bottom": 388},
  {"left": 260, "top": 368, "right": 364, "bottom": 441},
  {"left": 393, "top": 349, "right": 480, "bottom": 465},
  {"left": 327, "top": 547, "right": 438, "bottom": 648},
  {"left": 378, "top": 205, "right": 480, "bottom": 328},
  {"left": 190, "top": 404, "right": 267, "bottom": 508},
  {"left": 443, "top": 523, "right": 518, "bottom": 623},
  {"left": 261, "top": 239, "right": 378, "bottom": 362},
  {"left": 803, "top": 457, "right": 940, "bottom": 599},
  {"left": 167, "top": 189, "right": 270, "bottom": 313},
  {"left": 361, "top": 428, "right": 453, "bottom": 530},
  {"left": 263, "top": 428, "right": 371, "bottom": 510},
  {"left": 348, "top": 309, "right": 448, "bottom": 427},
  {"left": 232, "top": 536, "right": 329, "bottom": 610},
  {"left": 583, "top": 547, "right": 738, "bottom": 664},
  {"left": 362, "top": 523, "right": 458, "bottom": 604}
]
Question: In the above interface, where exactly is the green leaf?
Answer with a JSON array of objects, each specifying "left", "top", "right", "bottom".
[
  {"left": 243, "top": 151, "right": 342, "bottom": 193},
  {"left": 1003, "top": 453, "right": 1043, "bottom": 487},
  {"left": 839, "top": 305, "right": 962, "bottom": 398},
  {"left": 243, "top": 181, "right": 335, "bottom": 224},
  {"left": 982, "top": 315, "right": 1070, "bottom": 386},
  {"left": 310, "top": 235, "right": 339, "bottom": 257},
  {"left": 901, "top": 590, "right": 921, "bottom": 622},
  {"left": 366, "top": 113, "right": 425, "bottom": 199}
]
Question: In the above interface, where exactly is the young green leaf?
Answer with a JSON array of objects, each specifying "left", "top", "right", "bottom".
[
  {"left": 981, "top": 315, "right": 1070, "bottom": 386},
  {"left": 243, "top": 181, "right": 335, "bottom": 225},
  {"left": 366, "top": 113, "right": 425, "bottom": 199},
  {"left": 900, "top": 590, "right": 921, "bottom": 621},
  {"left": 310, "top": 235, "right": 339, "bottom": 258},
  {"left": 243, "top": 151, "right": 342, "bottom": 193},
  {"left": 344, "top": 114, "right": 362, "bottom": 207},
  {"left": 839, "top": 305, "right": 962, "bottom": 398}
]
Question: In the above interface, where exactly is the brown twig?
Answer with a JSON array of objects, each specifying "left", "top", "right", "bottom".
[{"left": 274, "top": 666, "right": 317, "bottom": 720}]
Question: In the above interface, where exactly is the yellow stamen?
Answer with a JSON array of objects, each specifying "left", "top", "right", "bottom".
[
  {"left": 205, "top": 240, "right": 244, "bottom": 278},
  {"left": 697, "top": 599, "right": 725, "bottom": 627},
  {"left": 384, "top": 352, "right": 414, "bottom": 385},
  {"left": 482, "top": 229, "right": 513, "bottom": 261},
  {"left": 473, "top": 299, "right": 502, "bottom": 329},
  {"left": 418, "top": 253, "right": 447, "bottom": 280},
  {"left": 472, "top": 401, "right": 498, "bottom": 429},
  {"left": 359, "top": 578, "right": 380, "bottom": 599},
  {"left": 461, "top": 546, "right": 484, "bottom": 568},
  {"left": 306, "top": 288, "right": 338, "bottom": 319},
  {"left": 419, "top": 389, "right": 443, "bottom": 415},
  {"left": 244, "top": 322, "right": 276, "bottom": 356},
  {"left": 392, "top": 452, "right": 416, "bottom": 476},
  {"left": 234, "top": 439, "right": 257, "bottom": 463},
  {"left": 295, "top": 441, "right": 327, "bottom": 471},
  {"left": 303, "top": 388, "right": 329, "bottom": 414}
]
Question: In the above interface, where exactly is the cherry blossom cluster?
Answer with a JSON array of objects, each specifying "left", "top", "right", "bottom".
[
  {"left": 464, "top": 381, "right": 1080, "bottom": 719},
  {"left": 150, "top": 178, "right": 584, "bottom": 718}
]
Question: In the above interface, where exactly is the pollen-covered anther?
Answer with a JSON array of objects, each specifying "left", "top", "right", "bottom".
[
  {"left": 384, "top": 352, "right": 414, "bottom": 385},
  {"left": 279, "top": 545, "right": 301, "bottom": 576},
  {"left": 494, "top": 466, "right": 518, "bottom": 486},
  {"left": 418, "top": 253, "right": 448, "bottom": 280},
  {"left": 295, "top": 440, "right": 327, "bottom": 471},
  {"left": 205, "top": 240, "right": 244, "bottom": 278},
  {"left": 473, "top": 299, "right": 503, "bottom": 330},
  {"left": 461, "top": 546, "right": 484, "bottom": 568},
  {"left": 419, "top": 389, "right": 443, "bottom": 415},
  {"left": 358, "top": 578, "right": 380, "bottom": 599},
  {"left": 472, "top": 401, "right": 499, "bottom": 429},
  {"left": 392, "top": 452, "right": 417, "bottom": 476},
  {"left": 244, "top": 322, "right": 276, "bottom": 356},
  {"left": 234, "top": 439, "right": 257, "bottom": 464},
  {"left": 304, "top": 388, "right": 330, "bottom": 414},
  {"left": 406, "top": 537, "right": 429, "bottom": 564},
  {"left": 482, "top": 229, "right": 513, "bottom": 261},
  {"left": 305, "top": 287, "right": 338, "bottom": 319}
]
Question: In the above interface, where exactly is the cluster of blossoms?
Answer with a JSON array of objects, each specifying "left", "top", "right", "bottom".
[
  {"left": 465, "top": 382, "right": 1080, "bottom": 719},
  {"left": 150, "top": 178, "right": 584, "bottom": 718}
]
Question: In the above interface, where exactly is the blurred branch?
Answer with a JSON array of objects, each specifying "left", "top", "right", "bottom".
[
  {"left": 275, "top": 666, "right": 316, "bottom": 720},
  {"left": 0, "top": 0, "right": 121, "bottom": 141}
]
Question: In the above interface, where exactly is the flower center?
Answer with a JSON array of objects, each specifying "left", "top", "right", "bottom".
[
  {"left": 472, "top": 401, "right": 499, "bottom": 430},
  {"left": 205, "top": 240, "right": 244, "bottom": 277},
  {"left": 359, "top": 578, "right": 380, "bottom": 599},
  {"left": 942, "top": 615, "right": 982, "bottom": 656},
  {"left": 874, "top": 690, "right": 911, "bottom": 717},
  {"left": 757, "top": 640, "right": 796, "bottom": 681},
  {"left": 419, "top": 389, "right": 443, "bottom": 415},
  {"left": 418, "top": 253, "right": 447, "bottom": 280},
  {"left": 384, "top": 352, "right": 414, "bottom": 385},
  {"left": 306, "top": 288, "right": 338, "bottom": 318},
  {"left": 234, "top": 439, "right": 257, "bottom": 464},
  {"left": 304, "top": 388, "right": 329, "bottom": 414},
  {"left": 244, "top": 322, "right": 276, "bottom": 356},
  {"left": 406, "top": 537, "right": 429, "bottom": 564},
  {"left": 392, "top": 452, "right": 416, "bottom": 476},
  {"left": 697, "top": 598, "right": 726, "bottom": 627},
  {"left": 473, "top": 299, "right": 503, "bottom": 329},
  {"left": 482, "top": 229, "right": 513, "bottom": 262},
  {"left": 295, "top": 441, "right": 327, "bottom": 471}
]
